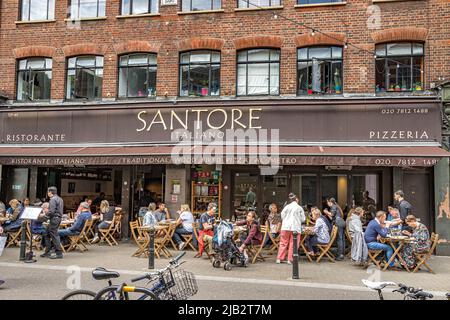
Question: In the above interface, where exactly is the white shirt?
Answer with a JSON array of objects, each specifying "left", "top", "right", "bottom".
[
  {"left": 280, "top": 201, "right": 305, "bottom": 233},
  {"left": 179, "top": 211, "right": 194, "bottom": 232}
]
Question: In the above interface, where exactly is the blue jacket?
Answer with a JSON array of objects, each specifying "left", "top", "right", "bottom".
[
  {"left": 364, "top": 219, "right": 388, "bottom": 244},
  {"left": 69, "top": 211, "right": 92, "bottom": 233}
]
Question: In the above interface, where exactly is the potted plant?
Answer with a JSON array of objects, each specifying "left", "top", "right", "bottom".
[
  {"left": 388, "top": 84, "right": 394, "bottom": 92},
  {"left": 200, "top": 80, "right": 209, "bottom": 96},
  {"left": 334, "top": 69, "right": 342, "bottom": 94},
  {"left": 415, "top": 82, "right": 422, "bottom": 91},
  {"left": 395, "top": 84, "right": 401, "bottom": 92}
]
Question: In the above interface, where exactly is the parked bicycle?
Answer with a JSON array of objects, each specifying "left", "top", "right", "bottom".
[
  {"left": 362, "top": 280, "right": 434, "bottom": 300},
  {"left": 62, "top": 252, "right": 197, "bottom": 300}
]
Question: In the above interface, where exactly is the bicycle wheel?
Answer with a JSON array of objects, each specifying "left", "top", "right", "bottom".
[
  {"left": 62, "top": 290, "right": 96, "bottom": 300},
  {"left": 94, "top": 285, "right": 159, "bottom": 300}
]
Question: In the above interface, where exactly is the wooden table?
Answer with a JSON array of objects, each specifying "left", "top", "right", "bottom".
[
  {"left": 138, "top": 224, "right": 172, "bottom": 258},
  {"left": 381, "top": 236, "right": 417, "bottom": 272}
]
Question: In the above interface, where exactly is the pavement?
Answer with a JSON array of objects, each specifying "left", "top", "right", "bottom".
[{"left": 0, "top": 240, "right": 449, "bottom": 300}]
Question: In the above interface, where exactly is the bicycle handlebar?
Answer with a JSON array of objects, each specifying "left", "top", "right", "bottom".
[
  {"left": 415, "top": 291, "right": 433, "bottom": 299},
  {"left": 131, "top": 252, "right": 186, "bottom": 283},
  {"left": 170, "top": 251, "right": 186, "bottom": 265}
]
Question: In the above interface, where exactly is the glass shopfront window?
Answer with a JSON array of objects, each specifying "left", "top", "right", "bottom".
[
  {"left": 292, "top": 174, "right": 317, "bottom": 208},
  {"left": 321, "top": 174, "right": 348, "bottom": 210}
]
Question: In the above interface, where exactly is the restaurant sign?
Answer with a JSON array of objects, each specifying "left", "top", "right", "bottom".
[
  {"left": 0, "top": 155, "right": 441, "bottom": 167},
  {"left": 0, "top": 101, "right": 441, "bottom": 146}
]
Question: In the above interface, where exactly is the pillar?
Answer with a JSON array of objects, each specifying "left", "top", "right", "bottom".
[
  {"left": 434, "top": 158, "right": 450, "bottom": 255},
  {"left": 393, "top": 167, "right": 403, "bottom": 193},
  {"left": 121, "top": 167, "right": 131, "bottom": 238},
  {"left": 164, "top": 165, "right": 189, "bottom": 219},
  {"left": 28, "top": 167, "right": 38, "bottom": 201}
]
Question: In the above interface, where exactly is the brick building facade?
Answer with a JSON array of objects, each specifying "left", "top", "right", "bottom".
[{"left": 0, "top": 1, "right": 449, "bottom": 254}]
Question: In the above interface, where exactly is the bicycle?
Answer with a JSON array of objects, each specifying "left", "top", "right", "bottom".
[
  {"left": 62, "top": 251, "right": 197, "bottom": 300},
  {"left": 362, "top": 280, "right": 434, "bottom": 300}
]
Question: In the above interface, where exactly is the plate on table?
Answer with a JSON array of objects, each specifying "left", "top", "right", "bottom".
[{"left": 389, "top": 235, "right": 408, "bottom": 240}]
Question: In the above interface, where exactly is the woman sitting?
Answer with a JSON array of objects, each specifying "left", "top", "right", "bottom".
[
  {"left": 236, "top": 210, "right": 263, "bottom": 255},
  {"left": 143, "top": 203, "right": 157, "bottom": 228},
  {"left": 304, "top": 207, "right": 330, "bottom": 256},
  {"left": 400, "top": 215, "right": 431, "bottom": 269},
  {"left": 91, "top": 200, "right": 120, "bottom": 244}
]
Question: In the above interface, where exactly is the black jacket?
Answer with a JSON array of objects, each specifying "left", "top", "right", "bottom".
[{"left": 47, "top": 195, "right": 64, "bottom": 219}]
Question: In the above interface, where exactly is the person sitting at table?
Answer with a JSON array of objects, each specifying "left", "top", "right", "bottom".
[
  {"left": 0, "top": 200, "right": 6, "bottom": 216},
  {"left": 236, "top": 210, "right": 263, "bottom": 255},
  {"left": 347, "top": 207, "right": 364, "bottom": 239},
  {"left": 154, "top": 202, "right": 170, "bottom": 222},
  {"left": 58, "top": 202, "right": 92, "bottom": 245},
  {"left": 143, "top": 203, "right": 157, "bottom": 227},
  {"left": 400, "top": 215, "right": 431, "bottom": 270},
  {"left": 386, "top": 207, "right": 403, "bottom": 230},
  {"left": 364, "top": 211, "right": 395, "bottom": 268},
  {"left": 195, "top": 202, "right": 216, "bottom": 258},
  {"left": 264, "top": 203, "right": 281, "bottom": 248},
  {"left": 91, "top": 200, "right": 119, "bottom": 244},
  {"left": 2, "top": 199, "right": 24, "bottom": 233},
  {"left": 75, "top": 198, "right": 92, "bottom": 218},
  {"left": 172, "top": 204, "right": 195, "bottom": 250},
  {"left": 304, "top": 208, "right": 330, "bottom": 256}
]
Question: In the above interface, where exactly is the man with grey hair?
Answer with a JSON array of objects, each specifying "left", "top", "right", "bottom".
[
  {"left": 195, "top": 202, "right": 217, "bottom": 258},
  {"left": 42, "top": 186, "right": 64, "bottom": 259},
  {"left": 58, "top": 202, "right": 92, "bottom": 245}
]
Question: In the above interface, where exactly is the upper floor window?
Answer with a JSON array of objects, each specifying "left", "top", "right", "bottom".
[
  {"left": 375, "top": 42, "right": 424, "bottom": 92},
  {"left": 17, "top": 58, "right": 52, "bottom": 101},
  {"left": 69, "top": 0, "right": 106, "bottom": 19},
  {"left": 297, "top": 0, "right": 343, "bottom": 5},
  {"left": 121, "top": 0, "right": 159, "bottom": 15},
  {"left": 66, "top": 56, "right": 103, "bottom": 100},
  {"left": 237, "top": 48, "right": 280, "bottom": 96},
  {"left": 118, "top": 53, "right": 157, "bottom": 98},
  {"left": 180, "top": 51, "right": 220, "bottom": 97},
  {"left": 238, "top": 0, "right": 280, "bottom": 8},
  {"left": 20, "top": 0, "right": 55, "bottom": 21},
  {"left": 181, "top": 0, "right": 221, "bottom": 12},
  {"left": 297, "top": 46, "right": 343, "bottom": 95}
]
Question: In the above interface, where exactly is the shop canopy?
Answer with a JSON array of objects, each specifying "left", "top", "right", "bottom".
[{"left": 0, "top": 145, "right": 448, "bottom": 167}]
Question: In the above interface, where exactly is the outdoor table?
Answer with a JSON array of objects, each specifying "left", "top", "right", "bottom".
[
  {"left": 0, "top": 216, "right": 8, "bottom": 225},
  {"left": 381, "top": 236, "right": 417, "bottom": 272},
  {"left": 159, "top": 220, "right": 179, "bottom": 250},
  {"left": 60, "top": 219, "right": 75, "bottom": 228},
  {"left": 299, "top": 229, "right": 314, "bottom": 262},
  {"left": 138, "top": 225, "right": 171, "bottom": 258}
]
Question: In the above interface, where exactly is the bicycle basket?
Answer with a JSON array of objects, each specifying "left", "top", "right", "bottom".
[{"left": 164, "top": 269, "right": 198, "bottom": 300}]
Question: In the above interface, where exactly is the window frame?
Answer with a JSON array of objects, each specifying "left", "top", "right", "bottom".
[
  {"left": 117, "top": 52, "right": 158, "bottom": 99},
  {"left": 20, "top": 0, "right": 55, "bottom": 21},
  {"left": 69, "top": 0, "right": 106, "bottom": 19},
  {"left": 179, "top": 50, "right": 221, "bottom": 97},
  {"left": 120, "top": 0, "right": 159, "bottom": 15},
  {"left": 65, "top": 55, "right": 104, "bottom": 101},
  {"left": 296, "top": 46, "right": 344, "bottom": 95},
  {"left": 16, "top": 57, "right": 53, "bottom": 102},
  {"left": 297, "top": 0, "right": 343, "bottom": 5},
  {"left": 237, "top": 0, "right": 281, "bottom": 8},
  {"left": 236, "top": 47, "right": 281, "bottom": 97},
  {"left": 181, "top": 0, "right": 221, "bottom": 12},
  {"left": 375, "top": 41, "right": 425, "bottom": 93}
]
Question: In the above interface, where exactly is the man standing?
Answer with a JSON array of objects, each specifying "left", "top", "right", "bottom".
[
  {"left": 394, "top": 190, "right": 412, "bottom": 226},
  {"left": 41, "top": 186, "right": 64, "bottom": 259},
  {"left": 245, "top": 187, "right": 256, "bottom": 207}
]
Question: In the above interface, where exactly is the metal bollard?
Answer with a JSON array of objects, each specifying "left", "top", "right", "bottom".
[
  {"left": 292, "top": 231, "right": 300, "bottom": 279},
  {"left": 19, "top": 221, "right": 27, "bottom": 261},
  {"left": 148, "top": 227, "right": 155, "bottom": 269}
]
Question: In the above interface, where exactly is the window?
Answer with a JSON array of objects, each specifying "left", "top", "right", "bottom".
[
  {"left": 118, "top": 53, "right": 157, "bottom": 98},
  {"left": 181, "top": 0, "right": 221, "bottom": 12},
  {"left": 375, "top": 42, "right": 424, "bottom": 92},
  {"left": 237, "top": 48, "right": 280, "bottom": 96},
  {"left": 69, "top": 0, "right": 106, "bottom": 19},
  {"left": 66, "top": 56, "right": 103, "bottom": 100},
  {"left": 238, "top": 0, "right": 281, "bottom": 8},
  {"left": 121, "top": 0, "right": 159, "bottom": 15},
  {"left": 20, "top": 0, "right": 55, "bottom": 21},
  {"left": 297, "top": 0, "right": 343, "bottom": 4},
  {"left": 179, "top": 51, "right": 220, "bottom": 97},
  {"left": 17, "top": 58, "right": 52, "bottom": 101},
  {"left": 297, "top": 46, "right": 343, "bottom": 95}
]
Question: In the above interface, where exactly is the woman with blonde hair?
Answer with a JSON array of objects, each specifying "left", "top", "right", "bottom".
[
  {"left": 173, "top": 204, "right": 195, "bottom": 250},
  {"left": 91, "top": 200, "right": 120, "bottom": 244}
]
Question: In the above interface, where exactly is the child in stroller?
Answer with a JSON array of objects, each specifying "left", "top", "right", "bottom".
[{"left": 211, "top": 221, "right": 248, "bottom": 270}]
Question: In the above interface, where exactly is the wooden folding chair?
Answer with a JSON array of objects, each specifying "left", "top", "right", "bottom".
[
  {"left": 247, "top": 222, "right": 269, "bottom": 263},
  {"left": 316, "top": 225, "right": 338, "bottom": 263},
  {"left": 6, "top": 228, "right": 22, "bottom": 248},
  {"left": 26, "top": 222, "right": 43, "bottom": 251},
  {"left": 345, "top": 228, "right": 353, "bottom": 258},
  {"left": 67, "top": 220, "right": 93, "bottom": 252},
  {"left": 412, "top": 233, "right": 439, "bottom": 274},
  {"left": 130, "top": 220, "right": 149, "bottom": 258},
  {"left": 98, "top": 215, "right": 121, "bottom": 246},
  {"left": 164, "top": 222, "right": 178, "bottom": 250},
  {"left": 181, "top": 232, "right": 196, "bottom": 251},
  {"left": 192, "top": 222, "right": 213, "bottom": 258},
  {"left": 267, "top": 230, "right": 280, "bottom": 254},
  {"left": 154, "top": 225, "right": 172, "bottom": 259},
  {"left": 367, "top": 249, "right": 384, "bottom": 269}
]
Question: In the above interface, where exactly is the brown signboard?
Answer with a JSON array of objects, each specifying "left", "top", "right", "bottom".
[
  {"left": 0, "top": 155, "right": 441, "bottom": 167},
  {"left": 0, "top": 100, "right": 441, "bottom": 145}
]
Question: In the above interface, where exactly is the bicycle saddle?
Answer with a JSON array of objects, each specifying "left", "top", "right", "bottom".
[
  {"left": 362, "top": 279, "right": 396, "bottom": 290},
  {"left": 92, "top": 267, "right": 120, "bottom": 281}
]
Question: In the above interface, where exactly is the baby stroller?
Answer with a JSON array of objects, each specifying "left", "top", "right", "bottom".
[{"left": 211, "top": 221, "right": 248, "bottom": 271}]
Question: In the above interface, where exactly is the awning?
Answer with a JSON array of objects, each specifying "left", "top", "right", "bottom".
[{"left": 0, "top": 145, "right": 448, "bottom": 167}]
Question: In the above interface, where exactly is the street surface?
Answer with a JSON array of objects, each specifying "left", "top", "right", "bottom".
[{"left": 0, "top": 242, "right": 448, "bottom": 300}]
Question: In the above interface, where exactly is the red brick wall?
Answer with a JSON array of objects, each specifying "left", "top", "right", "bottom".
[{"left": 0, "top": 0, "right": 448, "bottom": 100}]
